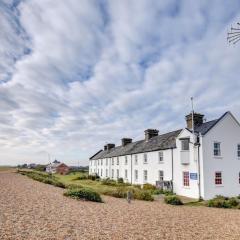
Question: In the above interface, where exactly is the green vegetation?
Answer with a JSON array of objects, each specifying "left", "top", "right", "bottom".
[
  {"left": 207, "top": 195, "right": 240, "bottom": 209},
  {"left": 164, "top": 195, "right": 183, "bottom": 205},
  {"left": 64, "top": 188, "right": 102, "bottom": 202},
  {"left": 18, "top": 170, "right": 65, "bottom": 188}
]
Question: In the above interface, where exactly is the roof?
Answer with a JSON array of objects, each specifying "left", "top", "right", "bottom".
[
  {"left": 193, "top": 119, "right": 218, "bottom": 135},
  {"left": 90, "top": 129, "right": 182, "bottom": 160}
]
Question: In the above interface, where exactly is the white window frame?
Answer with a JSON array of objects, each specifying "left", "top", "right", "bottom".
[
  {"left": 159, "top": 170, "right": 164, "bottom": 181},
  {"left": 237, "top": 144, "right": 240, "bottom": 158},
  {"left": 117, "top": 157, "right": 119, "bottom": 165},
  {"left": 134, "top": 155, "right": 138, "bottom": 165},
  {"left": 181, "top": 139, "right": 190, "bottom": 151},
  {"left": 213, "top": 142, "right": 221, "bottom": 157},
  {"left": 183, "top": 171, "right": 189, "bottom": 187},
  {"left": 117, "top": 169, "right": 119, "bottom": 179},
  {"left": 125, "top": 169, "right": 128, "bottom": 179},
  {"left": 106, "top": 169, "right": 108, "bottom": 177},
  {"left": 143, "top": 170, "right": 148, "bottom": 182},
  {"left": 215, "top": 171, "right": 222, "bottom": 185},
  {"left": 101, "top": 159, "right": 103, "bottom": 166},
  {"left": 112, "top": 158, "right": 114, "bottom": 165},
  {"left": 158, "top": 151, "right": 164, "bottom": 163},
  {"left": 239, "top": 172, "right": 240, "bottom": 184},
  {"left": 125, "top": 156, "right": 128, "bottom": 165},
  {"left": 143, "top": 153, "right": 148, "bottom": 164},
  {"left": 106, "top": 158, "right": 108, "bottom": 166},
  {"left": 112, "top": 169, "right": 114, "bottom": 178},
  {"left": 100, "top": 169, "right": 103, "bottom": 177},
  {"left": 135, "top": 170, "right": 138, "bottom": 181}
]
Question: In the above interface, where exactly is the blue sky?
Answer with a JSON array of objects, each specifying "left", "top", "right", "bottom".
[{"left": 0, "top": 0, "right": 240, "bottom": 166}]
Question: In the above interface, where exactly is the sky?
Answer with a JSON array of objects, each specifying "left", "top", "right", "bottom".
[{"left": 0, "top": 0, "right": 240, "bottom": 166}]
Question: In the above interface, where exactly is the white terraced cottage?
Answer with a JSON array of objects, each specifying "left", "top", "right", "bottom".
[{"left": 89, "top": 111, "right": 240, "bottom": 200}]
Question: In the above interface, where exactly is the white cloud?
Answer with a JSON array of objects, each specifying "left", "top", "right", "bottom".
[{"left": 0, "top": 0, "right": 240, "bottom": 166}]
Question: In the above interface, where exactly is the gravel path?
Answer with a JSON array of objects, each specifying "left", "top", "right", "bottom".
[{"left": 1, "top": 172, "right": 240, "bottom": 240}]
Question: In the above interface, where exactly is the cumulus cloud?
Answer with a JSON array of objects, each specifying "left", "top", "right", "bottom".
[{"left": 0, "top": 0, "right": 240, "bottom": 165}]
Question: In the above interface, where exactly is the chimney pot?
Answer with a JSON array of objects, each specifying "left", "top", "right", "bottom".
[
  {"left": 144, "top": 129, "right": 159, "bottom": 141},
  {"left": 185, "top": 112, "right": 204, "bottom": 129},
  {"left": 121, "top": 138, "right": 132, "bottom": 146}
]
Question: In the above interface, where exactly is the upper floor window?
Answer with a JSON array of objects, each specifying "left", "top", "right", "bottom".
[
  {"left": 215, "top": 171, "right": 222, "bottom": 185},
  {"left": 181, "top": 139, "right": 190, "bottom": 151},
  {"left": 183, "top": 171, "right": 189, "bottom": 186},
  {"left": 98, "top": 160, "right": 100, "bottom": 165},
  {"left": 143, "top": 170, "right": 148, "bottom": 182},
  {"left": 135, "top": 155, "right": 138, "bottom": 165},
  {"left": 237, "top": 144, "right": 240, "bottom": 158},
  {"left": 159, "top": 151, "right": 164, "bottom": 163},
  {"left": 214, "top": 142, "right": 221, "bottom": 156},
  {"left": 143, "top": 153, "right": 148, "bottom": 164},
  {"left": 101, "top": 159, "right": 103, "bottom": 166},
  {"left": 125, "top": 156, "right": 128, "bottom": 165},
  {"left": 106, "top": 158, "right": 108, "bottom": 166},
  {"left": 159, "top": 170, "right": 164, "bottom": 181},
  {"left": 112, "top": 158, "right": 114, "bottom": 165},
  {"left": 117, "top": 157, "right": 119, "bottom": 165}
]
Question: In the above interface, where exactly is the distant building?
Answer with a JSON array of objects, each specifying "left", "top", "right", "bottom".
[
  {"left": 89, "top": 111, "right": 240, "bottom": 200},
  {"left": 46, "top": 160, "right": 69, "bottom": 175}
]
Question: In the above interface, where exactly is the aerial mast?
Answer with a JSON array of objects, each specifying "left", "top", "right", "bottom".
[{"left": 227, "top": 22, "right": 240, "bottom": 45}]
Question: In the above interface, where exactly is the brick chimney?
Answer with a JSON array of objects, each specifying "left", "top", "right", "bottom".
[
  {"left": 185, "top": 112, "right": 204, "bottom": 129},
  {"left": 106, "top": 143, "right": 115, "bottom": 151},
  {"left": 144, "top": 129, "right": 159, "bottom": 141},
  {"left": 121, "top": 138, "right": 132, "bottom": 146}
]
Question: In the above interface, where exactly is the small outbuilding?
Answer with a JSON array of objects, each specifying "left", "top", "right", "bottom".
[{"left": 46, "top": 160, "right": 69, "bottom": 175}]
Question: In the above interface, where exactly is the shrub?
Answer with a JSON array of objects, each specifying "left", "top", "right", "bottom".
[
  {"left": 228, "top": 197, "right": 239, "bottom": 207},
  {"left": 142, "top": 183, "right": 156, "bottom": 191},
  {"left": 164, "top": 195, "right": 183, "bottom": 205},
  {"left": 103, "top": 187, "right": 127, "bottom": 198},
  {"left": 101, "top": 178, "right": 118, "bottom": 186},
  {"left": 207, "top": 196, "right": 240, "bottom": 209},
  {"left": 133, "top": 189, "right": 154, "bottom": 201},
  {"left": 73, "top": 175, "right": 88, "bottom": 181},
  {"left": 152, "top": 189, "right": 163, "bottom": 195},
  {"left": 117, "top": 177, "right": 124, "bottom": 183},
  {"left": 66, "top": 184, "right": 83, "bottom": 189},
  {"left": 64, "top": 188, "right": 102, "bottom": 202}
]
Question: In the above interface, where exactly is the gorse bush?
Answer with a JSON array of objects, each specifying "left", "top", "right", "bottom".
[
  {"left": 64, "top": 188, "right": 102, "bottom": 202},
  {"left": 207, "top": 196, "right": 240, "bottom": 209},
  {"left": 18, "top": 170, "right": 65, "bottom": 188},
  {"left": 164, "top": 195, "right": 183, "bottom": 205},
  {"left": 142, "top": 183, "right": 156, "bottom": 191}
]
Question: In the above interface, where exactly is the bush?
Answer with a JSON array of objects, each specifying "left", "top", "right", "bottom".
[
  {"left": 117, "top": 177, "right": 124, "bottom": 183},
  {"left": 101, "top": 178, "right": 118, "bottom": 186},
  {"left": 142, "top": 183, "right": 156, "bottom": 191},
  {"left": 64, "top": 188, "right": 102, "bottom": 202},
  {"left": 73, "top": 175, "right": 88, "bottom": 181},
  {"left": 66, "top": 184, "right": 83, "bottom": 189},
  {"left": 164, "top": 195, "right": 183, "bottom": 205},
  {"left": 103, "top": 187, "right": 127, "bottom": 198},
  {"left": 87, "top": 174, "right": 100, "bottom": 181},
  {"left": 207, "top": 196, "right": 239, "bottom": 209},
  {"left": 133, "top": 189, "right": 154, "bottom": 201}
]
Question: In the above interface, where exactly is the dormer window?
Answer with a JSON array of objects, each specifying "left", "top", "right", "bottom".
[{"left": 181, "top": 139, "right": 190, "bottom": 151}]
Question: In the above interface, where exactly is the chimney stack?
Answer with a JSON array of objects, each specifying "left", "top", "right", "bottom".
[
  {"left": 104, "top": 145, "right": 107, "bottom": 151},
  {"left": 144, "top": 129, "right": 159, "bottom": 141},
  {"left": 106, "top": 143, "right": 115, "bottom": 151},
  {"left": 185, "top": 112, "right": 204, "bottom": 129},
  {"left": 121, "top": 138, "right": 132, "bottom": 147}
]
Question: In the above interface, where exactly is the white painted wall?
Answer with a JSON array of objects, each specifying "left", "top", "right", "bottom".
[{"left": 202, "top": 113, "right": 240, "bottom": 199}]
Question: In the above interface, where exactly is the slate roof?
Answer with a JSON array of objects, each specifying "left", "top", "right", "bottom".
[
  {"left": 90, "top": 129, "right": 182, "bottom": 160},
  {"left": 193, "top": 119, "right": 218, "bottom": 135}
]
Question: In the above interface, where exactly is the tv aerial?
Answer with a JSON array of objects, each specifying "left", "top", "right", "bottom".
[{"left": 227, "top": 22, "right": 240, "bottom": 45}]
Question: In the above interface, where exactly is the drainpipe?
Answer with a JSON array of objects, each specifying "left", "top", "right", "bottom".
[
  {"left": 197, "top": 135, "right": 202, "bottom": 200},
  {"left": 171, "top": 148, "right": 174, "bottom": 192}
]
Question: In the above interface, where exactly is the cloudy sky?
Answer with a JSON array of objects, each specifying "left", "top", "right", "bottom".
[{"left": 1, "top": 0, "right": 240, "bottom": 166}]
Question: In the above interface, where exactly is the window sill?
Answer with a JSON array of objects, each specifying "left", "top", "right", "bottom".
[
  {"left": 215, "top": 185, "right": 224, "bottom": 187},
  {"left": 158, "top": 161, "right": 164, "bottom": 164},
  {"left": 213, "top": 156, "right": 223, "bottom": 159},
  {"left": 182, "top": 186, "right": 190, "bottom": 189},
  {"left": 143, "top": 162, "right": 148, "bottom": 164}
]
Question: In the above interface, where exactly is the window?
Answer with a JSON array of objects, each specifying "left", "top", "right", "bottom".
[
  {"left": 101, "top": 159, "right": 103, "bottom": 165},
  {"left": 159, "top": 151, "right": 164, "bottom": 163},
  {"left": 125, "top": 156, "right": 128, "bottom": 165},
  {"left": 94, "top": 160, "right": 97, "bottom": 166},
  {"left": 214, "top": 142, "right": 221, "bottom": 156},
  {"left": 106, "top": 158, "right": 108, "bottom": 166},
  {"left": 159, "top": 170, "right": 164, "bottom": 181},
  {"left": 106, "top": 169, "right": 108, "bottom": 177},
  {"left": 135, "top": 170, "right": 138, "bottom": 181},
  {"left": 112, "top": 158, "right": 114, "bottom": 165},
  {"left": 144, "top": 153, "right": 148, "bottom": 164},
  {"left": 143, "top": 170, "right": 148, "bottom": 182},
  {"left": 112, "top": 169, "right": 114, "bottom": 178},
  {"left": 117, "top": 169, "right": 119, "bottom": 178},
  {"left": 238, "top": 144, "right": 240, "bottom": 158},
  {"left": 215, "top": 172, "right": 222, "bottom": 185},
  {"left": 100, "top": 169, "right": 103, "bottom": 177},
  {"left": 98, "top": 160, "right": 99, "bottom": 165},
  {"left": 239, "top": 172, "right": 240, "bottom": 184},
  {"left": 135, "top": 155, "right": 138, "bottom": 165},
  {"left": 183, "top": 171, "right": 189, "bottom": 186},
  {"left": 125, "top": 169, "right": 128, "bottom": 179},
  {"left": 97, "top": 169, "right": 99, "bottom": 176},
  {"left": 181, "top": 139, "right": 190, "bottom": 151},
  {"left": 117, "top": 157, "right": 119, "bottom": 165}
]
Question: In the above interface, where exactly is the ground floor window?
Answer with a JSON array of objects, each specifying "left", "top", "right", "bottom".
[
  {"left": 238, "top": 172, "right": 240, "bottom": 184},
  {"left": 100, "top": 169, "right": 102, "bottom": 177},
  {"left": 117, "top": 169, "right": 119, "bottom": 178},
  {"left": 143, "top": 170, "right": 148, "bottom": 182},
  {"left": 183, "top": 171, "right": 189, "bottom": 186},
  {"left": 135, "top": 170, "right": 138, "bottom": 181},
  {"left": 106, "top": 169, "right": 108, "bottom": 177},
  {"left": 112, "top": 169, "right": 114, "bottom": 178},
  {"left": 159, "top": 170, "right": 164, "bottom": 181},
  {"left": 125, "top": 169, "right": 128, "bottom": 179},
  {"left": 215, "top": 171, "right": 222, "bottom": 185}
]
